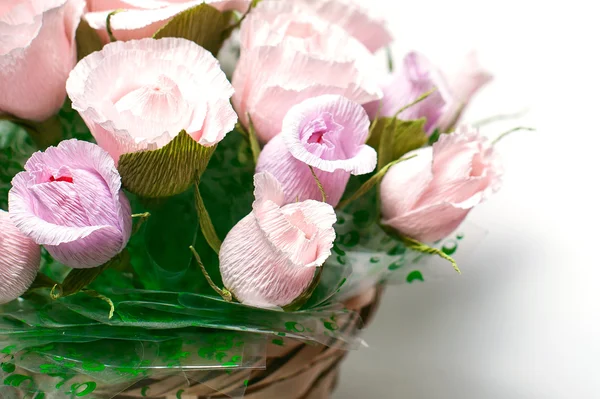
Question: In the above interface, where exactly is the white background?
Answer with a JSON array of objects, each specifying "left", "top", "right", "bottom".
[{"left": 334, "top": 0, "right": 600, "bottom": 398}]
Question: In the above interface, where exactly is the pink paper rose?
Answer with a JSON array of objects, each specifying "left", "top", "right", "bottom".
[
  {"left": 437, "top": 52, "right": 493, "bottom": 131},
  {"left": 380, "top": 125, "right": 502, "bottom": 243},
  {"left": 9, "top": 140, "right": 132, "bottom": 269},
  {"left": 66, "top": 38, "right": 237, "bottom": 162},
  {"left": 295, "top": 0, "right": 393, "bottom": 53},
  {"left": 0, "top": 0, "right": 85, "bottom": 121},
  {"left": 256, "top": 95, "right": 377, "bottom": 207},
  {"left": 232, "top": 0, "right": 382, "bottom": 143},
  {"left": 0, "top": 210, "right": 40, "bottom": 304},
  {"left": 364, "top": 52, "right": 449, "bottom": 135},
  {"left": 85, "top": 0, "right": 251, "bottom": 43},
  {"left": 219, "top": 172, "right": 336, "bottom": 308}
]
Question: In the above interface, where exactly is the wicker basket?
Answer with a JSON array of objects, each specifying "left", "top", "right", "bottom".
[{"left": 113, "top": 286, "right": 384, "bottom": 399}]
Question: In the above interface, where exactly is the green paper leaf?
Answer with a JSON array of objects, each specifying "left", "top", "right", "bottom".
[
  {"left": 153, "top": 3, "right": 234, "bottom": 56},
  {"left": 75, "top": 19, "right": 103, "bottom": 61},
  {"left": 246, "top": 115, "right": 261, "bottom": 165},
  {"left": 52, "top": 252, "right": 128, "bottom": 298},
  {"left": 194, "top": 183, "right": 222, "bottom": 254},
  {"left": 428, "top": 128, "right": 441, "bottom": 145},
  {"left": 118, "top": 130, "right": 216, "bottom": 198},
  {"left": 375, "top": 118, "right": 428, "bottom": 170}
]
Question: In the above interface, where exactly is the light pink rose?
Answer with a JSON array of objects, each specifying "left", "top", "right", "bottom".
[
  {"left": 9, "top": 139, "right": 132, "bottom": 269},
  {"left": 0, "top": 210, "right": 40, "bottom": 304},
  {"left": 256, "top": 95, "right": 377, "bottom": 207},
  {"left": 364, "top": 52, "right": 449, "bottom": 135},
  {"left": 232, "top": 0, "right": 382, "bottom": 143},
  {"left": 66, "top": 38, "right": 237, "bottom": 162},
  {"left": 219, "top": 172, "right": 336, "bottom": 308},
  {"left": 437, "top": 52, "right": 493, "bottom": 132},
  {"left": 380, "top": 125, "right": 502, "bottom": 243},
  {"left": 295, "top": 0, "right": 393, "bottom": 53},
  {"left": 85, "top": 0, "right": 251, "bottom": 43},
  {"left": 0, "top": 0, "right": 85, "bottom": 121}
]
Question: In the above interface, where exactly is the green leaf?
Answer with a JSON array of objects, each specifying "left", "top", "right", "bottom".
[
  {"left": 153, "top": 3, "right": 235, "bottom": 56},
  {"left": 118, "top": 130, "right": 216, "bottom": 198},
  {"left": 246, "top": 115, "right": 261, "bottom": 165},
  {"left": 428, "top": 128, "right": 441, "bottom": 145},
  {"left": 194, "top": 183, "right": 222, "bottom": 254},
  {"left": 76, "top": 19, "right": 103, "bottom": 61},
  {"left": 51, "top": 252, "right": 128, "bottom": 299},
  {"left": 1, "top": 114, "right": 63, "bottom": 150},
  {"left": 375, "top": 118, "right": 428, "bottom": 170},
  {"left": 337, "top": 154, "right": 417, "bottom": 210}
]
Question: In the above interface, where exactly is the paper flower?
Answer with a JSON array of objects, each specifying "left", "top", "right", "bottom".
[
  {"left": 85, "top": 0, "right": 251, "bottom": 43},
  {"left": 437, "top": 52, "right": 493, "bottom": 131},
  {"left": 9, "top": 140, "right": 132, "bottom": 269},
  {"left": 295, "top": 0, "right": 393, "bottom": 53},
  {"left": 67, "top": 38, "right": 237, "bottom": 162},
  {"left": 364, "top": 52, "right": 448, "bottom": 135},
  {"left": 232, "top": 0, "right": 382, "bottom": 143},
  {"left": 380, "top": 125, "right": 502, "bottom": 242},
  {"left": 219, "top": 172, "right": 336, "bottom": 308},
  {"left": 256, "top": 95, "right": 377, "bottom": 207},
  {"left": 0, "top": 0, "right": 85, "bottom": 121},
  {"left": 0, "top": 210, "right": 40, "bottom": 305}
]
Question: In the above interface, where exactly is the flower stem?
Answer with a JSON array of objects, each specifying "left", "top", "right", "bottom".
[
  {"left": 401, "top": 236, "right": 461, "bottom": 274},
  {"left": 393, "top": 88, "right": 437, "bottom": 119},
  {"left": 492, "top": 126, "right": 536, "bottom": 145},
  {"left": 189, "top": 246, "right": 232, "bottom": 302},
  {"left": 106, "top": 9, "right": 124, "bottom": 42},
  {"left": 308, "top": 166, "right": 327, "bottom": 203}
]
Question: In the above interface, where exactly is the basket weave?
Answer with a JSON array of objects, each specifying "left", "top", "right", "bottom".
[{"left": 115, "top": 286, "right": 384, "bottom": 399}]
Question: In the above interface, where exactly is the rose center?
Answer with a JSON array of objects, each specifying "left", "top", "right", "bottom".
[
  {"left": 284, "top": 21, "right": 318, "bottom": 39},
  {"left": 49, "top": 175, "right": 74, "bottom": 184},
  {"left": 284, "top": 209, "right": 316, "bottom": 240},
  {"left": 114, "top": 75, "right": 185, "bottom": 121}
]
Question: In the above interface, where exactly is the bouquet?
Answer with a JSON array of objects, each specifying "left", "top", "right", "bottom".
[{"left": 0, "top": 0, "right": 512, "bottom": 398}]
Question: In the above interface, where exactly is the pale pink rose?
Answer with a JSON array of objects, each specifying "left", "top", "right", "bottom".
[
  {"left": 437, "top": 52, "right": 493, "bottom": 132},
  {"left": 380, "top": 125, "right": 502, "bottom": 243},
  {"left": 9, "top": 140, "right": 132, "bottom": 269},
  {"left": 295, "top": 0, "right": 393, "bottom": 53},
  {"left": 219, "top": 172, "right": 336, "bottom": 308},
  {"left": 0, "top": 210, "right": 40, "bottom": 304},
  {"left": 66, "top": 38, "right": 237, "bottom": 162},
  {"left": 256, "top": 95, "right": 377, "bottom": 207},
  {"left": 232, "top": 0, "right": 382, "bottom": 143},
  {"left": 85, "top": 0, "right": 251, "bottom": 43},
  {"left": 364, "top": 52, "right": 449, "bottom": 135},
  {"left": 0, "top": 0, "right": 85, "bottom": 121}
]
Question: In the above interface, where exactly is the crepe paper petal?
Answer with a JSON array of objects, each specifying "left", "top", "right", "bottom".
[
  {"left": 0, "top": 210, "right": 41, "bottom": 304},
  {"left": 9, "top": 140, "right": 132, "bottom": 268}
]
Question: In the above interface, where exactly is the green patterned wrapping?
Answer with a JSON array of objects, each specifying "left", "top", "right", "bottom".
[{"left": 0, "top": 106, "right": 480, "bottom": 398}]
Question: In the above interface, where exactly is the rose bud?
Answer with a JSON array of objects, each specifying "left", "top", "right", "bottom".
[
  {"left": 0, "top": 0, "right": 85, "bottom": 121},
  {"left": 437, "top": 52, "right": 493, "bottom": 132},
  {"left": 66, "top": 38, "right": 237, "bottom": 163},
  {"left": 380, "top": 125, "right": 502, "bottom": 243},
  {"left": 219, "top": 172, "right": 336, "bottom": 308},
  {"left": 9, "top": 140, "right": 132, "bottom": 269},
  {"left": 85, "top": 0, "right": 251, "bottom": 43},
  {"left": 364, "top": 52, "right": 449, "bottom": 135},
  {"left": 232, "top": 0, "right": 382, "bottom": 143},
  {"left": 256, "top": 95, "right": 377, "bottom": 207},
  {"left": 0, "top": 210, "right": 40, "bottom": 305},
  {"left": 295, "top": 0, "right": 393, "bottom": 53}
]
